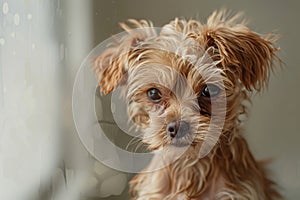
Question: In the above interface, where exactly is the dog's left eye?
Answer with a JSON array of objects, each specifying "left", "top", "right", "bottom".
[
  {"left": 147, "top": 88, "right": 162, "bottom": 103},
  {"left": 201, "top": 84, "right": 220, "bottom": 98}
]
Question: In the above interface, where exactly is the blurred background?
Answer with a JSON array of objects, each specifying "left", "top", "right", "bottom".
[{"left": 0, "top": 0, "right": 299, "bottom": 199}]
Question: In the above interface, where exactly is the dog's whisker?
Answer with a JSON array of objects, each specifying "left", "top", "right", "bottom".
[{"left": 125, "top": 137, "right": 140, "bottom": 151}]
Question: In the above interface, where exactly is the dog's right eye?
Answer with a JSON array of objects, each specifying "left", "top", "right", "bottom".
[
  {"left": 201, "top": 84, "right": 220, "bottom": 98},
  {"left": 147, "top": 88, "right": 162, "bottom": 103}
]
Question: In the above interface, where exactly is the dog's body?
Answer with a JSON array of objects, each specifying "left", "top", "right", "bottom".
[
  {"left": 129, "top": 138, "right": 277, "bottom": 200},
  {"left": 94, "top": 11, "right": 281, "bottom": 200}
]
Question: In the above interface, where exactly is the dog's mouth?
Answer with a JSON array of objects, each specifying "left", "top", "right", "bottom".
[{"left": 168, "top": 132, "right": 195, "bottom": 147}]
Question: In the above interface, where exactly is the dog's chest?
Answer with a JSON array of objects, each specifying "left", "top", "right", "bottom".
[{"left": 144, "top": 155, "right": 229, "bottom": 199}]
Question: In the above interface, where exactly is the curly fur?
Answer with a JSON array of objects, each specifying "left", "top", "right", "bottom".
[{"left": 93, "top": 10, "right": 281, "bottom": 200}]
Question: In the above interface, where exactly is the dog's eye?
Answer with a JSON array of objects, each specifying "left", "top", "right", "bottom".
[
  {"left": 147, "top": 88, "right": 162, "bottom": 103},
  {"left": 201, "top": 84, "right": 220, "bottom": 97}
]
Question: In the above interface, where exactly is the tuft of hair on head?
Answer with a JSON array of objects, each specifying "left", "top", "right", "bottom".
[{"left": 199, "top": 9, "right": 281, "bottom": 92}]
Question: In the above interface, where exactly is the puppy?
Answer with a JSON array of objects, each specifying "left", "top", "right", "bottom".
[{"left": 94, "top": 10, "right": 281, "bottom": 200}]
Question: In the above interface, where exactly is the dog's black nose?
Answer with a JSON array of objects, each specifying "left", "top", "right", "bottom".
[{"left": 167, "top": 120, "right": 190, "bottom": 138}]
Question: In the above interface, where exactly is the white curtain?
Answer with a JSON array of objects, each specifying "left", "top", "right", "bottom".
[
  {"left": 0, "top": 0, "right": 92, "bottom": 199},
  {"left": 0, "top": 0, "right": 61, "bottom": 199}
]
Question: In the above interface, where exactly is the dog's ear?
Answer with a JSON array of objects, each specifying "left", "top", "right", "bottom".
[
  {"left": 201, "top": 11, "right": 280, "bottom": 91},
  {"left": 93, "top": 19, "right": 156, "bottom": 94}
]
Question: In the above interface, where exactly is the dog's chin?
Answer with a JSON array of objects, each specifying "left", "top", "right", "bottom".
[{"left": 169, "top": 139, "right": 192, "bottom": 147}]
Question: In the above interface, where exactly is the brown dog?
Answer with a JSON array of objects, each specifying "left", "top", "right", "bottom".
[{"left": 94, "top": 10, "right": 281, "bottom": 200}]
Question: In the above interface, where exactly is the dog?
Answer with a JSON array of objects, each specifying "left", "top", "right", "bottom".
[{"left": 93, "top": 10, "right": 281, "bottom": 200}]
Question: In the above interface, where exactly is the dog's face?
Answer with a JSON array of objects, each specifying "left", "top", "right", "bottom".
[
  {"left": 124, "top": 48, "right": 230, "bottom": 150},
  {"left": 94, "top": 11, "right": 279, "bottom": 152}
]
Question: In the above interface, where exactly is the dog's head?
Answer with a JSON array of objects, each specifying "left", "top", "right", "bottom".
[{"left": 94, "top": 11, "right": 279, "bottom": 151}]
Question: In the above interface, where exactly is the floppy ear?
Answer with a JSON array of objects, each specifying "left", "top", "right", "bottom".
[
  {"left": 201, "top": 11, "right": 280, "bottom": 91},
  {"left": 93, "top": 19, "right": 156, "bottom": 94}
]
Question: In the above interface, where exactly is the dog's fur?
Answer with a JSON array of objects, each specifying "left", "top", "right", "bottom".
[{"left": 94, "top": 10, "right": 281, "bottom": 200}]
